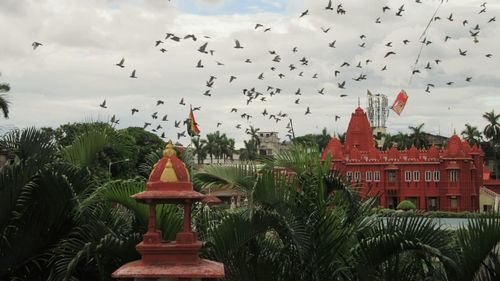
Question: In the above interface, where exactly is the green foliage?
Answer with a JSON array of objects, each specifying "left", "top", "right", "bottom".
[
  {"left": 292, "top": 127, "right": 331, "bottom": 151},
  {"left": 397, "top": 200, "right": 417, "bottom": 211},
  {"left": 0, "top": 72, "right": 10, "bottom": 118}
]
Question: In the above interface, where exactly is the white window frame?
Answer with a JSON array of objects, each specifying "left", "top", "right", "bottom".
[
  {"left": 354, "top": 171, "right": 361, "bottom": 182},
  {"left": 346, "top": 171, "right": 352, "bottom": 182},
  {"left": 449, "top": 170, "right": 458, "bottom": 182},
  {"left": 425, "top": 171, "right": 432, "bottom": 182},
  {"left": 374, "top": 171, "right": 380, "bottom": 182},
  {"left": 413, "top": 171, "right": 420, "bottom": 182},
  {"left": 405, "top": 171, "right": 412, "bottom": 182},
  {"left": 366, "top": 171, "right": 373, "bottom": 182},
  {"left": 433, "top": 171, "right": 440, "bottom": 182}
]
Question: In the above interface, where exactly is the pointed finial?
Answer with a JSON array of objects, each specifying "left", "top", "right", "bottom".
[
  {"left": 358, "top": 97, "right": 360, "bottom": 107},
  {"left": 163, "top": 140, "right": 177, "bottom": 157}
]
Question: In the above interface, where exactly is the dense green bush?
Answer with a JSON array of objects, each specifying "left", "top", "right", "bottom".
[{"left": 396, "top": 200, "right": 417, "bottom": 211}]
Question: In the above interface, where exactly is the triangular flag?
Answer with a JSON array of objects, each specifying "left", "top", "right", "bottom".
[{"left": 187, "top": 106, "right": 200, "bottom": 136}]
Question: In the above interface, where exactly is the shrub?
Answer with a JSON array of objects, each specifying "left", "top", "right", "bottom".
[{"left": 396, "top": 200, "right": 416, "bottom": 211}]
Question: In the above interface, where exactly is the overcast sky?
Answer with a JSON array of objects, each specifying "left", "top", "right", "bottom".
[{"left": 0, "top": 0, "right": 499, "bottom": 147}]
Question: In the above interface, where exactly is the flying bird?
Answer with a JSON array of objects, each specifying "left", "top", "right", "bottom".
[
  {"left": 155, "top": 40, "right": 163, "bottom": 47},
  {"left": 384, "top": 51, "right": 396, "bottom": 58},
  {"left": 32, "top": 42, "right": 43, "bottom": 50},
  {"left": 99, "top": 100, "right": 107, "bottom": 109},
  {"left": 198, "top": 42, "right": 208, "bottom": 54},
  {"left": 116, "top": 58, "right": 125, "bottom": 68},
  {"left": 325, "top": 0, "right": 333, "bottom": 10},
  {"left": 156, "top": 100, "right": 164, "bottom": 106},
  {"left": 305, "top": 107, "right": 311, "bottom": 115},
  {"left": 234, "top": 40, "right": 243, "bottom": 49},
  {"left": 130, "top": 70, "right": 137, "bottom": 78},
  {"left": 179, "top": 98, "right": 185, "bottom": 105},
  {"left": 196, "top": 60, "right": 204, "bottom": 68},
  {"left": 131, "top": 108, "right": 139, "bottom": 115},
  {"left": 300, "top": 9, "right": 309, "bottom": 17}
]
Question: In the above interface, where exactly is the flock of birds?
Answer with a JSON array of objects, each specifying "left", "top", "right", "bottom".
[{"left": 31, "top": 0, "right": 496, "bottom": 143}]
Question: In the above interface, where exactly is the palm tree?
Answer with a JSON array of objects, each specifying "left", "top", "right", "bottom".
[
  {"left": 408, "top": 123, "right": 429, "bottom": 149},
  {"left": 194, "top": 144, "right": 458, "bottom": 281},
  {"left": 204, "top": 133, "right": 218, "bottom": 164},
  {"left": 0, "top": 73, "right": 11, "bottom": 118},
  {"left": 461, "top": 124, "right": 483, "bottom": 147},
  {"left": 394, "top": 131, "right": 411, "bottom": 149},
  {"left": 247, "top": 126, "right": 261, "bottom": 147},
  {"left": 239, "top": 139, "right": 258, "bottom": 161},
  {"left": 483, "top": 110, "right": 500, "bottom": 178},
  {"left": 192, "top": 136, "right": 207, "bottom": 164},
  {"left": 0, "top": 127, "right": 118, "bottom": 280}
]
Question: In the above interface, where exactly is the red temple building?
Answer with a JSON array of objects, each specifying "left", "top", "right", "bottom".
[{"left": 321, "top": 107, "right": 484, "bottom": 212}]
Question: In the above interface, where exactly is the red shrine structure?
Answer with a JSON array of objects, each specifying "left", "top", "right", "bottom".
[
  {"left": 112, "top": 141, "right": 224, "bottom": 280},
  {"left": 322, "top": 107, "right": 484, "bottom": 212}
]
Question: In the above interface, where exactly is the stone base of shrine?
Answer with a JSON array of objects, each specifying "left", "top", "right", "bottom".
[{"left": 111, "top": 259, "right": 224, "bottom": 280}]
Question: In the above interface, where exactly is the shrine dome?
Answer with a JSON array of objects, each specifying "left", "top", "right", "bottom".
[
  {"left": 132, "top": 141, "right": 204, "bottom": 202},
  {"left": 445, "top": 134, "right": 465, "bottom": 158},
  {"left": 321, "top": 138, "right": 343, "bottom": 160},
  {"left": 344, "top": 107, "right": 375, "bottom": 152}
]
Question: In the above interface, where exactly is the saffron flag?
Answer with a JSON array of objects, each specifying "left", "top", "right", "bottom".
[
  {"left": 390, "top": 90, "right": 408, "bottom": 116},
  {"left": 187, "top": 107, "right": 200, "bottom": 137}
]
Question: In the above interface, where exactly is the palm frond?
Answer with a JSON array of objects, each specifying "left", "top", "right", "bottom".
[
  {"left": 61, "top": 128, "right": 110, "bottom": 168},
  {"left": 193, "top": 164, "right": 258, "bottom": 192}
]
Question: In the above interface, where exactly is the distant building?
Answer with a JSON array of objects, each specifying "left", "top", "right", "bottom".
[
  {"left": 480, "top": 167, "right": 500, "bottom": 212},
  {"left": 322, "top": 107, "right": 484, "bottom": 212},
  {"left": 257, "top": 131, "right": 281, "bottom": 156}
]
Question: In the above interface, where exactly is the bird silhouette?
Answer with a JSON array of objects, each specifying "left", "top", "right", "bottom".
[
  {"left": 162, "top": 114, "right": 168, "bottom": 121},
  {"left": 305, "top": 107, "right": 311, "bottom": 115},
  {"left": 184, "top": 34, "right": 197, "bottom": 41},
  {"left": 255, "top": 23, "right": 263, "bottom": 29},
  {"left": 338, "top": 81, "right": 346, "bottom": 89},
  {"left": 328, "top": 40, "right": 336, "bottom": 48},
  {"left": 229, "top": 76, "right": 237, "bottom": 83},
  {"left": 143, "top": 122, "right": 151, "bottom": 129},
  {"left": 459, "top": 49, "right": 467, "bottom": 56},
  {"left": 198, "top": 42, "right": 208, "bottom": 54},
  {"left": 131, "top": 108, "right": 139, "bottom": 115},
  {"left": 300, "top": 9, "right": 309, "bottom": 18},
  {"left": 174, "top": 120, "right": 181, "bottom": 128},
  {"left": 396, "top": 4, "right": 404, "bottom": 16},
  {"left": 177, "top": 131, "right": 186, "bottom": 139},
  {"left": 179, "top": 98, "right": 185, "bottom": 105},
  {"left": 116, "top": 58, "right": 125, "bottom": 68},
  {"left": 325, "top": 0, "right": 333, "bottom": 10},
  {"left": 155, "top": 40, "right": 163, "bottom": 47},
  {"left": 384, "top": 51, "right": 396, "bottom": 58},
  {"left": 32, "top": 42, "right": 43, "bottom": 50},
  {"left": 234, "top": 40, "right": 243, "bottom": 49},
  {"left": 321, "top": 27, "right": 331, "bottom": 33},
  {"left": 217, "top": 122, "right": 222, "bottom": 127},
  {"left": 196, "top": 60, "right": 204, "bottom": 68},
  {"left": 156, "top": 100, "right": 164, "bottom": 106},
  {"left": 99, "top": 100, "right": 107, "bottom": 108},
  {"left": 130, "top": 70, "right": 137, "bottom": 78},
  {"left": 152, "top": 112, "right": 158, "bottom": 119}
]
